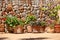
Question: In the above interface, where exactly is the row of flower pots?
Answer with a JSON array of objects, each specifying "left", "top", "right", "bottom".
[
  {"left": 1, "top": 24, "right": 60, "bottom": 33},
  {"left": 0, "top": 15, "right": 60, "bottom": 33}
]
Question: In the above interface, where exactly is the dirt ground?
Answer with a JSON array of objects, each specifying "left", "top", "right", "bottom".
[{"left": 0, "top": 33, "right": 60, "bottom": 40}]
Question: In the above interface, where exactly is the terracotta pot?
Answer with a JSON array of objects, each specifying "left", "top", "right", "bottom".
[
  {"left": 39, "top": 26, "right": 45, "bottom": 33},
  {"left": 45, "top": 27, "right": 54, "bottom": 33},
  {"left": 32, "top": 26, "right": 40, "bottom": 33},
  {"left": 0, "top": 24, "right": 5, "bottom": 32},
  {"left": 6, "top": 25, "right": 15, "bottom": 33},
  {"left": 27, "top": 25, "right": 33, "bottom": 33},
  {"left": 7, "top": 27, "right": 13, "bottom": 33},
  {"left": 54, "top": 24, "right": 60, "bottom": 33},
  {"left": 13, "top": 25, "right": 24, "bottom": 34},
  {"left": 0, "top": 28, "right": 5, "bottom": 32},
  {"left": 32, "top": 26, "right": 45, "bottom": 33}
]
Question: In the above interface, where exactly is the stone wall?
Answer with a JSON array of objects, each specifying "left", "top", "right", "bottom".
[{"left": 0, "top": 0, "right": 59, "bottom": 21}]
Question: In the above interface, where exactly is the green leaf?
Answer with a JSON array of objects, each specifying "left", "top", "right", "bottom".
[
  {"left": 41, "top": 7, "right": 48, "bottom": 11},
  {"left": 25, "top": 15, "right": 36, "bottom": 24}
]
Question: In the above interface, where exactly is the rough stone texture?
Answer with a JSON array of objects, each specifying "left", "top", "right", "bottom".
[{"left": 0, "top": 0, "right": 57, "bottom": 21}]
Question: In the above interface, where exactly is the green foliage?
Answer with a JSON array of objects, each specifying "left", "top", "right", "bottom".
[
  {"left": 5, "top": 15, "right": 25, "bottom": 27},
  {"left": 40, "top": 21, "right": 46, "bottom": 27},
  {"left": 48, "top": 5, "right": 60, "bottom": 20},
  {"left": 55, "top": 5, "right": 60, "bottom": 10},
  {"left": 47, "top": 3, "right": 51, "bottom": 7},
  {"left": 49, "top": 23, "right": 55, "bottom": 29},
  {"left": 49, "top": 13, "right": 56, "bottom": 18},
  {"left": 35, "top": 21, "right": 46, "bottom": 27},
  {"left": 25, "top": 15, "right": 36, "bottom": 24},
  {"left": 56, "top": 19, "right": 60, "bottom": 24},
  {"left": 18, "top": 19, "right": 25, "bottom": 26},
  {"left": 41, "top": 7, "right": 48, "bottom": 11},
  {"left": 5, "top": 16, "right": 19, "bottom": 27}
]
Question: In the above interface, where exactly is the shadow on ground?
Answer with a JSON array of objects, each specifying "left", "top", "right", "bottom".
[
  {"left": 21, "top": 37, "right": 51, "bottom": 40},
  {"left": 0, "top": 37, "right": 8, "bottom": 40}
]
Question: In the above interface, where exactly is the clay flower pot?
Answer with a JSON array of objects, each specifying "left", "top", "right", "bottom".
[
  {"left": 27, "top": 25, "right": 33, "bottom": 33},
  {"left": 13, "top": 25, "right": 24, "bottom": 34},
  {"left": 39, "top": 26, "right": 45, "bottom": 33},
  {"left": 32, "top": 26, "right": 40, "bottom": 33},
  {"left": 54, "top": 24, "right": 60, "bottom": 33},
  {"left": 45, "top": 27, "right": 54, "bottom": 33},
  {"left": 0, "top": 27, "right": 5, "bottom": 32},
  {"left": 0, "top": 24, "right": 5, "bottom": 32},
  {"left": 7, "top": 27, "right": 14, "bottom": 33}
]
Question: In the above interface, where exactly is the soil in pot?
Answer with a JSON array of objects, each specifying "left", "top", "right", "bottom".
[
  {"left": 13, "top": 25, "right": 24, "bottom": 34},
  {"left": 27, "top": 25, "right": 33, "bottom": 33},
  {"left": 54, "top": 24, "right": 60, "bottom": 33}
]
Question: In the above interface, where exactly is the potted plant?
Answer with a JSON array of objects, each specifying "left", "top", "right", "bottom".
[
  {"left": 33, "top": 20, "right": 46, "bottom": 33},
  {"left": 45, "top": 19, "right": 55, "bottom": 33},
  {"left": 54, "top": 20, "right": 60, "bottom": 33},
  {"left": 13, "top": 19, "right": 25, "bottom": 34},
  {"left": 45, "top": 23, "right": 54, "bottom": 33},
  {"left": 5, "top": 16, "right": 25, "bottom": 33},
  {"left": 39, "top": 21, "right": 46, "bottom": 33},
  {"left": 5, "top": 16, "right": 17, "bottom": 33},
  {"left": 25, "top": 15, "right": 36, "bottom": 33},
  {"left": 54, "top": 4, "right": 60, "bottom": 33},
  {"left": 32, "top": 20, "right": 46, "bottom": 33},
  {"left": 32, "top": 21, "right": 41, "bottom": 33}
]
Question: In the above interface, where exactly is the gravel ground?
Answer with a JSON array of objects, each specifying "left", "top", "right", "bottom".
[{"left": 0, "top": 33, "right": 60, "bottom": 40}]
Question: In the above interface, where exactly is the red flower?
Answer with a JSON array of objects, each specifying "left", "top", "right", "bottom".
[{"left": 2, "top": 18, "right": 6, "bottom": 21}]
